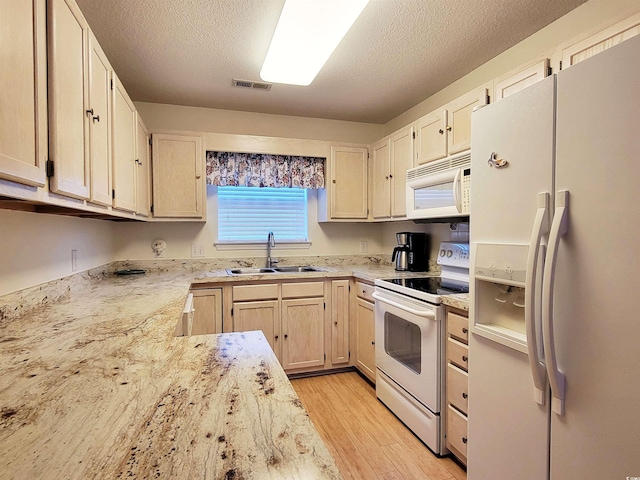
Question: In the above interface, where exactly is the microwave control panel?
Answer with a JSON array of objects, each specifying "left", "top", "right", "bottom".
[{"left": 461, "top": 168, "right": 471, "bottom": 214}]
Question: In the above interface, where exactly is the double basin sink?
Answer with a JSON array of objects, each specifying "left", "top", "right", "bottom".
[{"left": 225, "top": 266, "right": 326, "bottom": 275}]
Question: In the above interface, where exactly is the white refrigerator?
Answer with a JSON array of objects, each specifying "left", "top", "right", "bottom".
[{"left": 467, "top": 35, "right": 640, "bottom": 480}]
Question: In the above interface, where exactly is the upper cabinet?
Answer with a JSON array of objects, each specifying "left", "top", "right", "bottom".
[
  {"left": 151, "top": 133, "right": 205, "bottom": 220},
  {"left": 135, "top": 116, "right": 151, "bottom": 217},
  {"left": 326, "top": 145, "right": 368, "bottom": 220},
  {"left": 561, "top": 12, "right": 640, "bottom": 69},
  {"left": 493, "top": 59, "right": 550, "bottom": 101},
  {"left": 111, "top": 72, "right": 137, "bottom": 213},
  {"left": 0, "top": 0, "right": 47, "bottom": 187},
  {"left": 47, "top": 0, "right": 91, "bottom": 200},
  {"left": 415, "top": 86, "right": 488, "bottom": 165}
]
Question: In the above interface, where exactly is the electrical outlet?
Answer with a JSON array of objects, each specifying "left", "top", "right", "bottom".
[
  {"left": 360, "top": 241, "right": 368, "bottom": 253},
  {"left": 191, "top": 243, "right": 205, "bottom": 258},
  {"left": 71, "top": 250, "right": 78, "bottom": 272}
]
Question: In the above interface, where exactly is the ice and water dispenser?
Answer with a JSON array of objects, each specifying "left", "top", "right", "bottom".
[{"left": 471, "top": 243, "right": 534, "bottom": 353}]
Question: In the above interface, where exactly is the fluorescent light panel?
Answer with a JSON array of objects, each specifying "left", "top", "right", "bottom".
[{"left": 260, "top": 0, "right": 369, "bottom": 86}]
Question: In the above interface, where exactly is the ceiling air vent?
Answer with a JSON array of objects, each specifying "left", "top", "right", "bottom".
[{"left": 232, "top": 79, "right": 272, "bottom": 91}]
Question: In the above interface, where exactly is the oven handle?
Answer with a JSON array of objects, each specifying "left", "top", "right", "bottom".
[{"left": 372, "top": 292, "right": 436, "bottom": 319}]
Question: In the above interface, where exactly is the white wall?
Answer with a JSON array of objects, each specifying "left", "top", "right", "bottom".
[{"left": 0, "top": 209, "right": 114, "bottom": 296}]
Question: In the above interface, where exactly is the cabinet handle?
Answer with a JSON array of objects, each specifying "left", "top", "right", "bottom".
[
  {"left": 389, "top": 174, "right": 393, "bottom": 179},
  {"left": 447, "top": 126, "right": 452, "bottom": 131},
  {"left": 92, "top": 115, "right": 100, "bottom": 122},
  {"left": 275, "top": 335, "right": 279, "bottom": 340},
  {"left": 334, "top": 321, "right": 338, "bottom": 326},
  {"left": 462, "top": 355, "right": 468, "bottom": 362},
  {"left": 284, "top": 334, "right": 288, "bottom": 339},
  {"left": 332, "top": 179, "right": 336, "bottom": 184},
  {"left": 196, "top": 174, "right": 201, "bottom": 179},
  {"left": 438, "top": 129, "right": 444, "bottom": 134},
  {"left": 371, "top": 341, "right": 375, "bottom": 346},
  {"left": 86, "top": 108, "right": 94, "bottom": 115},
  {"left": 462, "top": 392, "right": 468, "bottom": 399},
  {"left": 462, "top": 327, "right": 468, "bottom": 334},
  {"left": 462, "top": 437, "right": 468, "bottom": 444}
]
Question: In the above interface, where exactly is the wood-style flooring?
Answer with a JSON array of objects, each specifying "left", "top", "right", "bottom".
[{"left": 290, "top": 371, "right": 467, "bottom": 480}]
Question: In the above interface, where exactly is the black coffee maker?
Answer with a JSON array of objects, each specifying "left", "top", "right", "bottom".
[{"left": 394, "top": 232, "right": 429, "bottom": 271}]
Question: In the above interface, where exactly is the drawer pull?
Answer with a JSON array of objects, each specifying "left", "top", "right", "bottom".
[
  {"left": 462, "top": 392, "right": 468, "bottom": 399},
  {"left": 462, "top": 327, "right": 468, "bottom": 334},
  {"left": 462, "top": 437, "right": 468, "bottom": 444},
  {"left": 462, "top": 355, "right": 468, "bottom": 362}
]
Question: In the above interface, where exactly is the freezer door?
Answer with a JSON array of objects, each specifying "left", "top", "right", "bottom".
[{"left": 550, "top": 35, "right": 640, "bottom": 479}]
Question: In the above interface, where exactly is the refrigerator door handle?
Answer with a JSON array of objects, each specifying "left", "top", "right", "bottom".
[
  {"left": 453, "top": 167, "right": 462, "bottom": 212},
  {"left": 542, "top": 189, "right": 569, "bottom": 416},
  {"left": 525, "top": 192, "right": 550, "bottom": 405}
]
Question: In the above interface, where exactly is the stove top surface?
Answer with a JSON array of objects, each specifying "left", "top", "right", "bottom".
[{"left": 375, "top": 276, "right": 469, "bottom": 304}]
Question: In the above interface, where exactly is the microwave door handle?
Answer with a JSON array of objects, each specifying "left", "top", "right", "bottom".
[{"left": 453, "top": 168, "right": 462, "bottom": 212}]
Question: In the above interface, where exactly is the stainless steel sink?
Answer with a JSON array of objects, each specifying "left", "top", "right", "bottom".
[{"left": 225, "top": 266, "right": 325, "bottom": 275}]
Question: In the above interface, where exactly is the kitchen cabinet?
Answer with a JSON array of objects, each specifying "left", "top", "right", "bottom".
[
  {"left": 281, "top": 282, "right": 325, "bottom": 370},
  {"left": 330, "top": 279, "right": 350, "bottom": 365},
  {"left": 354, "top": 281, "right": 375, "bottom": 383},
  {"left": 445, "top": 308, "right": 469, "bottom": 465},
  {"left": 561, "top": 11, "right": 640, "bottom": 69},
  {"left": 151, "top": 133, "right": 205, "bottom": 219},
  {"left": 320, "top": 145, "right": 368, "bottom": 221},
  {"left": 415, "top": 86, "right": 489, "bottom": 165},
  {"left": 135, "top": 115, "right": 151, "bottom": 217},
  {"left": 232, "top": 283, "right": 280, "bottom": 356},
  {"left": 189, "top": 288, "right": 222, "bottom": 335},
  {"left": 371, "top": 125, "right": 413, "bottom": 219},
  {"left": 87, "top": 30, "right": 112, "bottom": 206},
  {"left": 0, "top": 0, "right": 47, "bottom": 188},
  {"left": 111, "top": 72, "right": 137, "bottom": 212},
  {"left": 47, "top": 0, "right": 91, "bottom": 200},
  {"left": 493, "top": 58, "right": 550, "bottom": 101}
]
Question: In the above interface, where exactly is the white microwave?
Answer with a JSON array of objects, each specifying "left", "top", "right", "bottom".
[{"left": 406, "top": 151, "right": 471, "bottom": 220}]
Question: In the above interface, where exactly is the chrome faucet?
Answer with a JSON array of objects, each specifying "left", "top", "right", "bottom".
[{"left": 266, "top": 231, "right": 277, "bottom": 268}]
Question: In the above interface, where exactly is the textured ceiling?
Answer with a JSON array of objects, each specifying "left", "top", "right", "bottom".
[{"left": 76, "top": 0, "right": 588, "bottom": 124}]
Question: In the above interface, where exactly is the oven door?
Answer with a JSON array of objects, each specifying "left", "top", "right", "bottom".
[{"left": 373, "top": 287, "right": 443, "bottom": 412}]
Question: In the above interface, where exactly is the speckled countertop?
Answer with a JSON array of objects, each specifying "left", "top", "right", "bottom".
[{"left": 0, "top": 258, "right": 466, "bottom": 479}]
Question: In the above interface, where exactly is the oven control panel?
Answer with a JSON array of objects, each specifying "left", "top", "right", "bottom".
[{"left": 437, "top": 242, "right": 470, "bottom": 268}]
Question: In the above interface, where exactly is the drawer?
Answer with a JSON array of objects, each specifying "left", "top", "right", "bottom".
[
  {"left": 281, "top": 281, "right": 324, "bottom": 299},
  {"left": 447, "top": 404, "right": 468, "bottom": 460},
  {"left": 447, "top": 363, "right": 469, "bottom": 414},
  {"left": 447, "top": 311, "right": 469, "bottom": 343},
  {"left": 447, "top": 337, "right": 469, "bottom": 370},
  {"left": 355, "top": 281, "right": 375, "bottom": 302},
  {"left": 232, "top": 284, "right": 278, "bottom": 301}
]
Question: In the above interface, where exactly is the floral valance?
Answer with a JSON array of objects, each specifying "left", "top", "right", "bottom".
[{"left": 206, "top": 151, "right": 325, "bottom": 189}]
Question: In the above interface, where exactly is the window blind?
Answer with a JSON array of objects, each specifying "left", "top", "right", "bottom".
[{"left": 217, "top": 186, "right": 308, "bottom": 242}]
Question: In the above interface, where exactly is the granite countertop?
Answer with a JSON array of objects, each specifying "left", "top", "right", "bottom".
[
  {"left": 441, "top": 293, "right": 470, "bottom": 311},
  {"left": 0, "top": 269, "right": 341, "bottom": 479}
]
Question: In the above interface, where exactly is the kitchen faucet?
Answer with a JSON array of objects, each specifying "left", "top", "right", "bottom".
[{"left": 266, "top": 231, "right": 277, "bottom": 268}]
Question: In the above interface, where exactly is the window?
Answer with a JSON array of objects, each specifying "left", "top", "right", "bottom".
[{"left": 217, "top": 186, "right": 308, "bottom": 243}]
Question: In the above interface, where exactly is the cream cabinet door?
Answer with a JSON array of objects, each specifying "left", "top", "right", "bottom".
[
  {"left": 233, "top": 300, "right": 280, "bottom": 359},
  {"left": 111, "top": 73, "right": 137, "bottom": 212},
  {"left": 281, "top": 297, "right": 325, "bottom": 370},
  {"left": 135, "top": 115, "right": 151, "bottom": 217},
  {"left": 389, "top": 125, "right": 413, "bottom": 218},
  {"left": 152, "top": 133, "right": 205, "bottom": 219},
  {"left": 355, "top": 297, "right": 375, "bottom": 383},
  {"left": 371, "top": 138, "right": 390, "bottom": 219},
  {"left": 415, "top": 109, "right": 447, "bottom": 165},
  {"left": 87, "top": 31, "right": 112, "bottom": 206},
  {"left": 331, "top": 280, "right": 350, "bottom": 365},
  {"left": 446, "top": 87, "right": 488, "bottom": 155},
  {"left": 0, "top": 0, "right": 47, "bottom": 187},
  {"left": 329, "top": 145, "right": 368, "bottom": 219},
  {"left": 494, "top": 59, "right": 549, "bottom": 101},
  {"left": 48, "top": 0, "right": 91, "bottom": 199},
  {"left": 190, "top": 288, "right": 222, "bottom": 335},
  {"left": 561, "top": 12, "right": 640, "bottom": 68}
]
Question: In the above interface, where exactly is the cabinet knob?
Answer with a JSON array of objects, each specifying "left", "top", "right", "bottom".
[
  {"left": 275, "top": 335, "right": 279, "bottom": 340},
  {"left": 389, "top": 174, "right": 393, "bottom": 179},
  {"left": 462, "top": 355, "right": 468, "bottom": 362},
  {"left": 86, "top": 108, "right": 94, "bottom": 116},
  {"left": 284, "top": 334, "right": 288, "bottom": 339},
  {"left": 462, "top": 437, "right": 468, "bottom": 444},
  {"left": 196, "top": 174, "right": 201, "bottom": 179},
  {"left": 446, "top": 126, "right": 452, "bottom": 131},
  {"left": 371, "top": 341, "right": 375, "bottom": 346},
  {"left": 438, "top": 129, "right": 444, "bottom": 134},
  {"left": 385, "top": 176, "right": 389, "bottom": 180},
  {"left": 462, "top": 327, "right": 468, "bottom": 334},
  {"left": 92, "top": 115, "right": 100, "bottom": 123},
  {"left": 462, "top": 392, "right": 468, "bottom": 399},
  {"left": 332, "top": 179, "right": 336, "bottom": 184},
  {"left": 334, "top": 321, "right": 338, "bottom": 326}
]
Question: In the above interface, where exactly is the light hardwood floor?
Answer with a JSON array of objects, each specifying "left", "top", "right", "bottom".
[{"left": 291, "top": 371, "right": 467, "bottom": 480}]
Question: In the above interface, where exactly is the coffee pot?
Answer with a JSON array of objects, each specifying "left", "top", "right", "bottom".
[{"left": 392, "top": 245, "right": 410, "bottom": 271}]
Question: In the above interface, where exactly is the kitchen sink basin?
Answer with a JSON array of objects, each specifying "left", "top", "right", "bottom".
[{"left": 225, "top": 266, "right": 325, "bottom": 275}]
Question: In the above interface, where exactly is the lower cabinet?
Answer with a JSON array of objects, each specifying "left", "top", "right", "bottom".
[
  {"left": 189, "top": 288, "right": 223, "bottom": 335},
  {"left": 354, "top": 281, "right": 376, "bottom": 383},
  {"left": 281, "top": 297, "right": 325, "bottom": 370},
  {"left": 445, "top": 307, "right": 470, "bottom": 465}
]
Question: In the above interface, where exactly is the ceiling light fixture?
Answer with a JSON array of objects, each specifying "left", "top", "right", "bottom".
[{"left": 260, "top": 0, "right": 370, "bottom": 86}]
